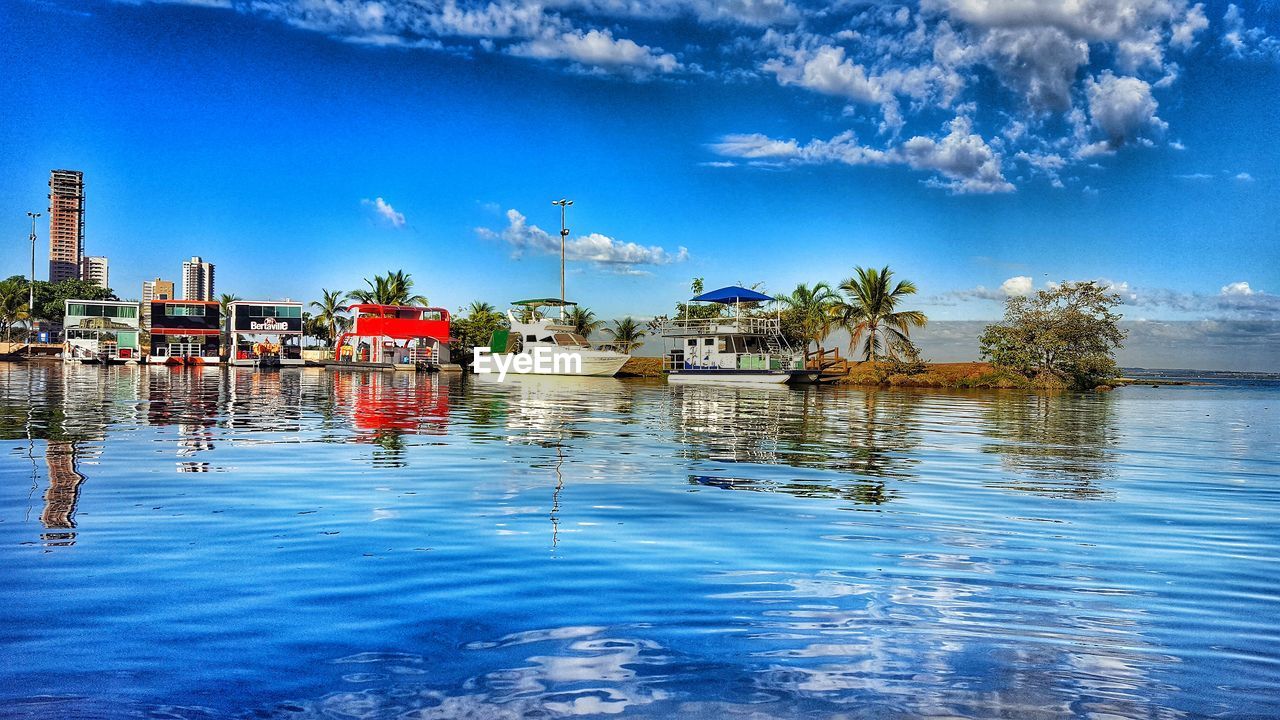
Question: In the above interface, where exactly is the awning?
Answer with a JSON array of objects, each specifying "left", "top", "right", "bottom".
[
  {"left": 511, "top": 298, "right": 577, "bottom": 307},
  {"left": 691, "top": 286, "right": 774, "bottom": 304}
]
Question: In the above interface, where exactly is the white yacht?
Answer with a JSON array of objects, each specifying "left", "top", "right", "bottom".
[
  {"left": 661, "top": 286, "right": 819, "bottom": 385},
  {"left": 475, "top": 299, "right": 631, "bottom": 378}
]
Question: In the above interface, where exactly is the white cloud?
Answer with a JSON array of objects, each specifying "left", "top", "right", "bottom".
[
  {"left": 509, "top": 27, "right": 681, "bottom": 74},
  {"left": 476, "top": 208, "right": 689, "bottom": 270},
  {"left": 1235, "top": 172, "right": 1254, "bottom": 182},
  {"left": 362, "top": 197, "right": 406, "bottom": 228},
  {"left": 1084, "top": 71, "right": 1166, "bottom": 149},
  {"left": 1221, "top": 281, "right": 1256, "bottom": 296},
  {"left": 1170, "top": 3, "right": 1208, "bottom": 49},
  {"left": 114, "top": 0, "right": 1264, "bottom": 193},
  {"left": 711, "top": 115, "right": 1012, "bottom": 194},
  {"left": 898, "top": 115, "right": 1014, "bottom": 193},
  {"left": 1000, "top": 275, "right": 1034, "bottom": 296}
]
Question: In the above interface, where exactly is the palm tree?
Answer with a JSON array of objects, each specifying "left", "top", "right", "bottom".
[
  {"left": 602, "top": 316, "right": 646, "bottom": 350},
  {"left": 566, "top": 306, "right": 603, "bottom": 338},
  {"left": 780, "top": 282, "right": 839, "bottom": 354},
  {"left": 0, "top": 282, "right": 30, "bottom": 343},
  {"left": 310, "top": 288, "right": 346, "bottom": 346},
  {"left": 347, "top": 271, "right": 429, "bottom": 307},
  {"left": 466, "top": 300, "right": 496, "bottom": 316},
  {"left": 218, "top": 293, "right": 241, "bottom": 320},
  {"left": 833, "top": 266, "right": 927, "bottom": 362},
  {"left": 217, "top": 293, "right": 241, "bottom": 358}
]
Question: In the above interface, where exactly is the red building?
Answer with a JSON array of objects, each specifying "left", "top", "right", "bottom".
[{"left": 335, "top": 304, "right": 452, "bottom": 368}]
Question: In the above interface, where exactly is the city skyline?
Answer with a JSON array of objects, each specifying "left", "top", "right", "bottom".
[{"left": 2, "top": 1, "right": 1278, "bottom": 368}]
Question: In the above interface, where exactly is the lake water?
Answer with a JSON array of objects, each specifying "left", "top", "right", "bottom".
[{"left": 1, "top": 362, "right": 1278, "bottom": 719}]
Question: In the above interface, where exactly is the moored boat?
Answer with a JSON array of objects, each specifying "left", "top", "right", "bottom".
[
  {"left": 661, "top": 286, "right": 819, "bottom": 385},
  {"left": 474, "top": 299, "right": 631, "bottom": 378}
]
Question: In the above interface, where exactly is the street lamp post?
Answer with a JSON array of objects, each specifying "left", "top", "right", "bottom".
[
  {"left": 25, "top": 211, "right": 40, "bottom": 351},
  {"left": 551, "top": 198, "right": 573, "bottom": 320}
]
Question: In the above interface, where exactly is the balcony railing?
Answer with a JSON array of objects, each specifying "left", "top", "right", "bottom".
[{"left": 661, "top": 316, "right": 780, "bottom": 336}]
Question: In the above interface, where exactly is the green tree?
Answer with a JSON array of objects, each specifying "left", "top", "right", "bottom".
[
  {"left": 449, "top": 302, "right": 508, "bottom": 366},
  {"left": 779, "top": 282, "right": 839, "bottom": 353},
  {"left": 32, "top": 278, "right": 117, "bottom": 325},
  {"left": 602, "top": 316, "right": 646, "bottom": 350},
  {"left": 979, "top": 281, "right": 1126, "bottom": 389},
  {"left": 217, "top": 293, "right": 241, "bottom": 358},
  {"left": 566, "top": 306, "right": 603, "bottom": 338},
  {"left": 347, "top": 270, "right": 429, "bottom": 306},
  {"left": 309, "top": 288, "right": 347, "bottom": 347},
  {"left": 0, "top": 278, "right": 31, "bottom": 342},
  {"left": 833, "top": 266, "right": 927, "bottom": 362}
]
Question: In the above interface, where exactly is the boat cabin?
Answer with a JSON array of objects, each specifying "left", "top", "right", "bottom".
[
  {"left": 149, "top": 300, "right": 222, "bottom": 365},
  {"left": 661, "top": 286, "right": 815, "bottom": 384},
  {"left": 335, "top": 304, "right": 451, "bottom": 369},
  {"left": 227, "top": 300, "right": 303, "bottom": 366},
  {"left": 63, "top": 299, "right": 142, "bottom": 363}
]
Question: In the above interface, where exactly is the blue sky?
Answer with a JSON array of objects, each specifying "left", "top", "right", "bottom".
[{"left": 2, "top": 0, "right": 1278, "bottom": 331}]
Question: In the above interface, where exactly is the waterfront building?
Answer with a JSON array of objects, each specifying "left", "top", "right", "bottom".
[
  {"left": 141, "top": 278, "right": 175, "bottom": 330},
  {"left": 227, "top": 300, "right": 304, "bottom": 366},
  {"left": 181, "top": 256, "right": 215, "bottom": 301},
  {"left": 149, "top": 299, "right": 221, "bottom": 364},
  {"left": 63, "top": 299, "right": 142, "bottom": 363},
  {"left": 48, "top": 170, "right": 85, "bottom": 283},
  {"left": 336, "top": 304, "right": 452, "bottom": 369},
  {"left": 81, "top": 255, "right": 109, "bottom": 289}
]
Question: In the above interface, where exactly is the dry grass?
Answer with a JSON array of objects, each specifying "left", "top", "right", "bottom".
[
  {"left": 618, "top": 356, "right": 664, "bottom": 377},
  {"left": 836, "top": 361, "right": 1037, "bottom": 389}
]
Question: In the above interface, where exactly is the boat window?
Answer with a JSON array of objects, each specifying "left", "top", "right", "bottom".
[
  {"left": 687, "top": 338, "right": 697, "bottom": 347},
  {"left": 703, "top": 338, "right": 714, "bottom": 345},
  {"left": 526, "top": 334, "right": 538, "bottom": 342},
  {"left": 717, "top": 337, "right": 727, "bottom": 352}
]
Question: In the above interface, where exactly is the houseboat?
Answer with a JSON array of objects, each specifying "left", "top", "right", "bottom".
[
  {"left": 476, "top": 299, "right": 631, "bottom": 378},
  {"left": 333, "top": 304, "right": 452, "bottom": 370},
  {"left": 227, "top": 300, "right": 303, "bottom": 367},
  {"left": 62, "top": 299, "right": 142, "bottom": 364},
  {"left": 148, "top": 300, "right": 222, "bottom": 365},
  {"left": 661, "top": 286, "right": 819, "bottom": 385}
]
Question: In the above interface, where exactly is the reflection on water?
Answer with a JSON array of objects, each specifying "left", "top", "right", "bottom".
[
  {"left": 1, "top": 362, "right": 1278, "bottom": 718},
  {"left": 981, "top": 391, "right": 1117, "bottom": 498}
]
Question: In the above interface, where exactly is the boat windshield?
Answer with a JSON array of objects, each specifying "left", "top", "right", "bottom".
[{"left": 553, "top": 333, "right": 591, "bottom": 348}]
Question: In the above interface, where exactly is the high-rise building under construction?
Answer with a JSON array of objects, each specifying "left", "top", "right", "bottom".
[{"left": 48, "top": 170, "right": 85, "bottom": 283}]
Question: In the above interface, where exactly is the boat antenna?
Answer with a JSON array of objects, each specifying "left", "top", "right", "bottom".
[{"left": 552, "top": 198, "right": 573, "bottom": 320}]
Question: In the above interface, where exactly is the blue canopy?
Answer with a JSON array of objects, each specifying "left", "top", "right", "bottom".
[{"left": 691, "top": 285, "right": 774, "bottom": 304}]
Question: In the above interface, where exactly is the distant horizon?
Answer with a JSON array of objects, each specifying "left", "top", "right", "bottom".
[{"left": 2, "top": 0, "right": 1277, "bottom": 370}]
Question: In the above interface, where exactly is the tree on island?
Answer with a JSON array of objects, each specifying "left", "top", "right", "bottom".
[
  {"left": 833, "top": 266, "right": 927, "bottom": 362},
  {"left": 978, "top": 280, "right": 1126, "bottom": 389},
  {"left": 779, "top": 282, "right": 839, "bottom": 355},
  {"left": 602, "top": 317, "right": 646, "bottom": 351}
]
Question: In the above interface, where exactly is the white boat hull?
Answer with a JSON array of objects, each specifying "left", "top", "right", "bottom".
[
  {"left": 475, "top": 349, "right": 630, "bottom": 377},
  {"left": 667, "top": 370, "right": 791, "bottom": 385}
]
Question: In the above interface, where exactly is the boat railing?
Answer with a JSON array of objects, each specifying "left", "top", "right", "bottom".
[
  {"left": 592, "top": 340, "right": 637, "bottom": 353},
  {"left": 662, "top": 316, "right": 781, "bottom": 336},
  {"left": 663, "top": 350, "right": 802, "bottom": 373},
  {"left": 408, "top": 346, "right": 439, "bottom": 364}
]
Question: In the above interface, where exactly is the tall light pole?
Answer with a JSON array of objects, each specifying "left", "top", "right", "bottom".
[
  {"left": 551, "top": 198, "right": 573, "bottom": 320},
  {"left": 26, "top": 212, "right": 40, "bottom": 348}
]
